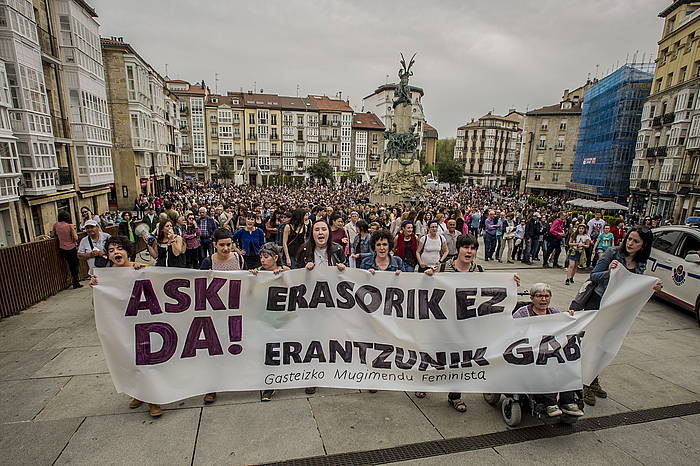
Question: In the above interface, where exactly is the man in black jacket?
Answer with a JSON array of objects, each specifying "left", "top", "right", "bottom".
[{"left": 522, "top": 212, "right": 541, "bottom": 264}]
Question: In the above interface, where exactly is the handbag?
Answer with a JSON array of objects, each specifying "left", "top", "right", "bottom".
[
  {"left": 88, "top": 236, "right": 110, "bottom": 268},
  {"left": 569, "top": 280, "right": 596, "bottom": 311}
]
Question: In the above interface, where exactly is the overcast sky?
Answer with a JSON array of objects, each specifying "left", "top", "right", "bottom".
[{"left": 93, "top": 0, "right": 668, "bottom": 137}]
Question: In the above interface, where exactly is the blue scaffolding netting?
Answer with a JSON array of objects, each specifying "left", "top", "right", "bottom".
[{"left": 572, "top": 64, "right": 654, "bottom": 202}]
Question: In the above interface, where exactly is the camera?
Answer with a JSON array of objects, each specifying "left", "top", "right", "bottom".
[{"left": 146, "top": 234, "right": 156, "bottom": 245}]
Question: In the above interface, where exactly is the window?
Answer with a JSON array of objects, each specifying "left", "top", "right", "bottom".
[
  {"left": 533, "top": 173, "right": 541, "bottom": 181},
  {"left": 248, "top": 113, "right": 255, "bottom": 125},
  {"left": 652, "top": 230, "right": 683, "bottom": 254},
  {"left": 559, "top": 120, "right": 567, "bottom": 131},
  {"left": 538, "top": 136, "right": 546, "bottom": 149},
  {"left": 540, "top": 119, "right": 548, "bottom": 131},
  {"left": 679, "top": 233, "right": 700, "bottom": 259},
  {"left": 552, "top": 173, "right": 559, "bottom": 182}
]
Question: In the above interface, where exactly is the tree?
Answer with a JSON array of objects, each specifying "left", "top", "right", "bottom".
[
  {"left": 218, "top": 159, "right": 233, "bottom": 183},
  {"left": 306, "top": 159, "right": 334, "bottom": 185},
  {"left": 436, "top": 138, "right": 456, "bottom": 164},
  {"left": 344, "top": 167, "right": 362, "bottom": 184},
  {"left": 437, "top": 157, "right": 463, "bottom": 184}
]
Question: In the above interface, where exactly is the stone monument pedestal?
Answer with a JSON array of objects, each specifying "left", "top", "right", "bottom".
[{"left": 370, "top": 158, "right": 422, "bottom": 205}]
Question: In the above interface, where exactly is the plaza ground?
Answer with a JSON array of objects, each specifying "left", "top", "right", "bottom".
[{"left": 1, "top": 252, "right": 700, "bottom": 465}]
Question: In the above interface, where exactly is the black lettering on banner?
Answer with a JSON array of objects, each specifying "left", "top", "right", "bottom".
[
  {"left": 288, "top": 284, "right": 309, "bottom": 311},
  {"left": 563, "top": 333, "right": 583, "bottom": 361},
  {"left": 462, "top": 347, "right": 489, "bottom": 367},
  {"left": 309, "top": 281, "right": 335, "bottom": 308},
  {"left": 536, "top": 335, "right": 565, "bottom": 365},
  {"left": 302, "top": 340, "right": 327, "bottom": 363},
  {"left": 372, "top": 343, "right": 394, "bottom": 369},
  {"left": 395, "top": 347, "right": 417, "bottom": 369},
  {"left": 329, "top": 340, "right": 353, "bottom": 363},
  {"left": 477, "top": 287, "right": 507, "bottom": 316},
  {"left": 265, "top": 343, "right": 281, "bottom": 365},
  {"left": 503, "top": 338, "right": 534, "bottom": 365},
  {"left": 353, "top": 341, "right": 374, "bottom": 364},
  {"left": 455, "top": 288, "right": 477, "bottom": 320},
  {"left": 406, "top": 289, "right": 416, "bottom": 319},
  {"left": 282, "top": 341, "right": 303, "bottom": 364},
  {"left": 419, "top": 351, "right": 447, "bottom": 370},
  {"left": 336, "top": 281, "right": 356, "bottom": 309},
  {"left": 418, "top": 289, "right": 447, "bottom": 320},
  {"left": 383, "top": 287, "right": 404, "bottom": 317},
  {"left": 266, "top": 287, "right": 287, "bottom": 311},
  {"left": 355, "top": 285, "right": 382, "bottom": 313}
]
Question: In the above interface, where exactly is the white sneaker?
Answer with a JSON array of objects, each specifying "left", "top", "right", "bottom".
[
  {"left": 560, "top": 403, "right": 584, "bottom": 417},
  {"left": 545, "top": 405, "right": 562, "bottom": 417}
]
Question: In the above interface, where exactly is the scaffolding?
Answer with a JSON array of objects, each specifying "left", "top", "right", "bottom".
[{"left": 572, "top": 63, "right": 654, "bottom": 202}]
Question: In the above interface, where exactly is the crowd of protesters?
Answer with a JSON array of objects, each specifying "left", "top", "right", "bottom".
[{"left": 78, "top": 181, "right": 665, "bottom": 419}]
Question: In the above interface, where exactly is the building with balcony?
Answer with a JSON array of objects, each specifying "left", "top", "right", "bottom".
[
  {"left": 571, "top": 63, "right": 653, "bottom": 203},
  {"left": 240, "top": 92, "right": 283, "bottom": 185},
  {"left": 351, "top": 112, "right": 384, "bottom": 181},
  {"left": 520, "top": 84, "right": 591, "bottom": 195},
  {"left": 165, "top": 79, "right": 208, "bottom": 181},
  {"left": 421, "top": 122, "right": 438, "bottom": 167},
  {"left": 103, "top": 37, "right": 180, "bottom": 209},
  {"left": 630, "top": 0, "right": 700, "bottom": 221},
  {"left": 205, "top": 93, "right": 244, "bottom": 183},
  {"left": 454, "top": 110, "right": 523, "bottom": 187},
  {"left": 310, "top": 94, "right": 352, "bottom": 178},
  {"left": 0, "top": 59, "right": 21, "bottom": 246}
]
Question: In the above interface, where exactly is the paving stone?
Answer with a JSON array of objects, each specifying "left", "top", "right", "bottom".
[
  {"left": 310, "top": 391, "right": 442, "bottom": 455},
  {"left": 0, "top": 327, "right": 57, "bottom": 351},
  {"left": 682, "top": 413, "right": 700, "bottom": 428},
  {"left": 194, "top": 397, "right": 324, "bottom": 465},
  {"left": 597, "top": 363, "right": 698, "bottom": 410},
  {"left": 495, "top": 430, "right": 641, "bottom": 464},
  {"left": 32, "top": 346, "right": 108, "bottom": 378},
  {"left": 412, "top": 392, "right": 537, "bottom": 438},
  {"left": 0, "top": 349, "right": 62, "bottom": 381},
  {"left": 153, "top": 390, "right": 260, "bottom": 410},
  {"left": 25, "top": 311, "right": 91, "bottom": 330},
  {"left": 54, "top": 408, "right": 200, "bottom": 465},
  {"left": 0, "top": 313, "right": 45, "bottom": 333},
  {"left": 0, "top": 377, "right": 69, "bottom": 422},
  {"left": 595, "top": 417, "right": 700, "bottom": 465},
  {"left": 623, "top": 330, "right": 700, "bottom": 360},
  {"left": 386, "top": 448, "right": 506, "bottom": 465},
  {"left": 31, "top": 323, "right": 101, "bottom": 350},
  {"left": 0, "top": 418, "right": 83, "bottom": 465},
  {"left": 36, "top": 374, "right": 150, "bottom": 420},
  {"left": 610, "top": 344, "right": 658, "bottom": 365},
  {"left": 630, "top": 356, "right": 700, "bottom": 395},
  {"left": 268, "top": 387, "right": 360, "bottom": 401}
]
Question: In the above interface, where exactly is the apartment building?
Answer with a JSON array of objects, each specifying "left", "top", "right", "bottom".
[
  {"left": 421, "top": 122, "right": 438, "bottom": 166},
  {"left": 165, "top": 79, "right": 207, "bottom": 181},
  {"left": 351, "top": 112, "right": 384, "bottom": 180},
  {"left": 278, "top": 94, "right": 316, "bottom": 180},
  {"left": 205, "top": 93, "right": 244, "bottom": 183},
  {"left": 0, "top": 0, "right": 114, "bottom": 245},
  {"left": 102, "top": 37, "right": 180, "bottom": 210},
  {"left": 630, "top": 1, "right": 700, "bottom": 220},
  {"left": 520, "top": 85, "right": 590, "bottom": 195},
  {"left": 454, "top": 110, "right": 523, "bottom": 188},
  {"left": 240, "top": 92, "right": 282, "bottom": 185}
]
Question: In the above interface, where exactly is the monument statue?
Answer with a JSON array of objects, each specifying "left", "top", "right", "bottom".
[{"left": 370, "top": 53, "right": 425, "bottom": 204}]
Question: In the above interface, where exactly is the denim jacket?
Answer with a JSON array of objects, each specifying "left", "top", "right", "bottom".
[
  {"left": 360, "top": 254, "right": 404, "bottom": 272},
  {"left": 590, "top": 246, "right": 646, "bottom": 297}
]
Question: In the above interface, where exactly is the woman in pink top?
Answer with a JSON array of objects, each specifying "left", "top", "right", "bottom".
[{"left": 52, "top": 211, "right": 81, "bottom": 289}]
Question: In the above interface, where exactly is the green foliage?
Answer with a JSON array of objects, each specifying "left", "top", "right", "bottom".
[
  {"left": 306, "top": 159, "right": 334, "bottom": 185},
  {"left": 528, "top": 196, "right": 548, "bottom": 207},
  {"left": 344, "top": 167, "right": 362, "bottom": 183},
  {"left": 436, "top": 138, "right": 456, "bottom": 164},
  {"left": 422, "top": 163, "right": 436, "bottom": 176},
  {"left": 437, "top": 157, "right": 463, "bottom": 184},
  {"left": 567, "top": 210, "right": 620, "bottom": 225}
]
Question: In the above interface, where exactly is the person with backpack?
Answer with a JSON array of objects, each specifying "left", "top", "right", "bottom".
[
  {"left": 415, "top": 234, "right": 521, "bottom": 411},
  {"left": 416, "top": 220, "right": 447, "bottom": 272}
]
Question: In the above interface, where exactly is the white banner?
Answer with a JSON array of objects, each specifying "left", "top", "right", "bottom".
[{"left": 93, "top": 266, "right": 651, "bottom": 404}]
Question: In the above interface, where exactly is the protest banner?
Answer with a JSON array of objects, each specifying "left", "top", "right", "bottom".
[{"left": 93, "top": 266, "right": 652, "bottom": 404}]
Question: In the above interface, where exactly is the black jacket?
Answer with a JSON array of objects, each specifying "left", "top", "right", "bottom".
[{"left": 295, "top": 242, "right": 346, "bottom": 268}]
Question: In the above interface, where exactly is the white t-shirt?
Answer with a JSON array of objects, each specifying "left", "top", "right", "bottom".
[
  {"left": 587, "top": 218, "right": 605, "bottom": 238},
  {"left": 78, "top": 231, "right": 111, "bottom": 274},
  {"left": 420, "top": 234, "right": 444, "bottom": 266}
]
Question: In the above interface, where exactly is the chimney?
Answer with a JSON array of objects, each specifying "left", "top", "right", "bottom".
[
  {"left": 260, "top": 89, "right": 263, "bottom": 93},
  {"left": 339, "top": 91, "right": 342, "bottom": 99}
]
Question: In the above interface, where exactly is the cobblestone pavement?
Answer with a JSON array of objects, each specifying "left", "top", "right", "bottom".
[{"left": 2, "top": 248, "right": 699, "bottom": 465}]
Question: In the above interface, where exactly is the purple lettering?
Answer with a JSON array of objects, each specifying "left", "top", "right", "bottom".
[
  {"left": 194, "top": 278, "right": 226, "bottom": 311},
  {"left": 135, "top": 322, "right": 177, "bottom": 365},
  {"left": 164, "top": 279, "right": 191, "bottom": 313},
  {"left": 125, "top": 280, "right": 162, "bottom": 316},
  {"left": 181, "top": 316, "right": 224, "bottom": 358}
]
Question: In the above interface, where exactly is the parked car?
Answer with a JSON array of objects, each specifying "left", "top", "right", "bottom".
[{"left": 648, "top": 220, "right": 700, "bottom": 325}]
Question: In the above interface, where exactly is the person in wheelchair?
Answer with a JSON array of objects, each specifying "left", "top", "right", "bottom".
[{"left": 512, "top": 283, "right": 584, "bottom": 419}]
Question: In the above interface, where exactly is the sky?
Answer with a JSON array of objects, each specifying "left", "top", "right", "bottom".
[{"left": 92, "top": 0, "right": 669, "bottom": 137}]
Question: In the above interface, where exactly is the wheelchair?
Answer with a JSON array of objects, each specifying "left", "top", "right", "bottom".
[{"left": 483, "top": 291, "right": 585, "bottom": 427}]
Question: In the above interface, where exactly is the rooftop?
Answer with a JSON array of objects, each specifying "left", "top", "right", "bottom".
[
  {"left": 526, "top": 102, "right": 583, "bottom": 116},
  {"left": 352, "top": 112, "right": 385, "bottom": 130}
]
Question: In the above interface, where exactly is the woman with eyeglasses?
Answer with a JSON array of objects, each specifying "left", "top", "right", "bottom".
[
  {"left": 182, "top": 213, "right": 201, "bottom": 268},
  {"left": 512, "top": 283, "right": 582, "bottom": 419}
]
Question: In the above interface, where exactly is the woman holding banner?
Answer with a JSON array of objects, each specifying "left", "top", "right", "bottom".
[
  {"left": 360, "top": 230, "right": 404, "bottom": 274},
  {"left": 295, "top": 218, "right": 346, "bottom": 394},
  {"left": 89, "top": 236, "right": 162, "bottom": 418},
  {"left": 198, "top": 227, "right": 245, "bottom": 404},
  {"left": 418, "top": 234, "right": 520, "bottom": 413},
  {"left": 581, "top": 226, "right": 662, "bottom": 407}
]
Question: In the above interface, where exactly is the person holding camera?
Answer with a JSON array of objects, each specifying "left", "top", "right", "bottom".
[{"left": 144, "top": 219, "right": 186, "bottom": 268}]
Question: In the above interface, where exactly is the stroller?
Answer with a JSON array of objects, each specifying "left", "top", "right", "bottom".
[{"left": 483, "top": 291, "right": 585, "bottom": 426}]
